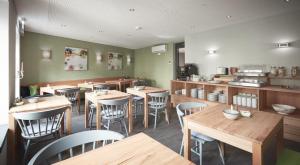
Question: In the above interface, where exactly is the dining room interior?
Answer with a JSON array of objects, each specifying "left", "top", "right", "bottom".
[{"left": 1, "top": 0, "right": 300, "bottom": 165}]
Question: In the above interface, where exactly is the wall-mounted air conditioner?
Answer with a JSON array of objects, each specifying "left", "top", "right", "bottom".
[{"left": 151, "top": 44, "right": 167, "bottom": 55}]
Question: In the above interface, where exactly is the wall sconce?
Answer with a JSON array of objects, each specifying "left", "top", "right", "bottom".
[
  {"left": 96, "top": 52, "right": 103, "bottom": 64},
  {"left": 42, "top": 49, "right": 51, "bottom": 60},
  {"left": 277, "top": 42, "right": 290, "bottom": 48},
  {"left": 208, "top": 50, "right": 216, "bottom": 54},
  {"left": 126, "top": 55, "right": 131, "bottom": 65}
]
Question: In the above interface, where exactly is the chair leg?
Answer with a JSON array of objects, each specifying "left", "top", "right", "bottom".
[
  {"left": 180, "top": 138, "right": 184, "bottom": 155},
  {"left": 153, "top": 109, "right": 158, "bottom": 129},
  {"left": 198, "top": 142, "right": 202, "bottom": 165},
  {"left": 217, "top": 142, "right": 225, "bottom": 165},
  {"left": 165, "top": 108, "right": 170, "bottom": 124},
  {"left": 122, "top": 119, "right": 129, "bottom": 137},
  {"left": 89, "top": 109, "right": 94, "bottom": 129},
  {"left": 23, "top": 139, "right": 31, "bottom": 163},
  {"left": 107, "top": 120, "right": 110, "bottom": 130}
]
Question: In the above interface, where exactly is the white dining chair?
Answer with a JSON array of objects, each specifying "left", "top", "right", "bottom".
[
  {"left": 176, "top": 102, "right": 225, "bottom": 165},
  {"left": 56, "top": 88, "right": 80, "bottom": 113},
  {"left": 28, "top": 130, "right": 124, "bottom": 165},
  {"left": 98, "top": 97, "right": 130, "bottom": 136},
  {"left": 148, "top": 91, "right": 169, "bottom": 129},
  {"left": 93, "top": 84, "right": 110, "bottom": 91},
  {"left": 13, "top": 107, "right": 67, "bottom": 163}
]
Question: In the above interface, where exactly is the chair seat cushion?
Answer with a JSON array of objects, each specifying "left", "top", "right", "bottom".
[
  {"left": 191, "top": 131, "right": 215, "bottom": 142},
  {"left": 23, "top": 121, "right": 60, "bottom": 138}
]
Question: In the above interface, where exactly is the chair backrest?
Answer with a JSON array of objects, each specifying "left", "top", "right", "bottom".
[
  {"left": 13, "top": 107, "right": 67, "bottom": 139},
  {"left": 98, "top": 97, "right": 129, "bottom": 119},
  {"left": 176, "top": 102, "right": 207, "bottom": 129},
  {"left": 133, "top": 80, "right": 148, "bottom": 86},
  {"left": 147, "top": 91, "right": 169, "bottom": 109},
  {"left": 28, "top": 130, "right": 124, "bottom": 165},
  {"left": 56, "top": 88, "right": 80, "bottom": 101},
  {"left": 94, "top": 84, "right": 110, "bottom": 91}
]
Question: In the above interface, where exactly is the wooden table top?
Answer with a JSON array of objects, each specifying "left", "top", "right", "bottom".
[
  {"left": 54, "top": 133, "right": 194, "bottom": 165},
  {"left": 106, "top": 79, "right": 135, "bottom": 84},
  {"left": 185, "top": 104, "right": 283, "bottom": 145},
  {"left": 85, "top": 90, "right": 131, "bottom": 103},
  {"left": 41, "top": 85, "right": 76, "bottom": 90},
  {"left": 9, "top": 96, "right": 71, "bottom": 113},
  {"left": 78, "top": 82, "right": 106, "bottom": 88},
  {"left": 127, "top": 86, "right": 167, "bottom": 95}
]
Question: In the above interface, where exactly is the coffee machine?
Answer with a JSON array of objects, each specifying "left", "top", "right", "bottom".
[{"left": 177, "top": 64, "right": 198, "bottom": 81}]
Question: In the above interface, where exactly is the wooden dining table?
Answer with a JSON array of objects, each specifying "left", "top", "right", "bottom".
[
  {"left": 183, "top": 104, "right": 283, "bottom": 165},
  {"left": 126, "top": 86, "right": 168, "bottom": 128},
  {"left": 39, "top": 85, "right": 77, "bottom": 95},
  {"left": 8, "top": 96, "right": 72, "bottom": 165},
  {"left": 105, "top": 79, "right": 135, "bottom": 92},
  {"left": 84, "top": 90, "right": 133, "bottom": 132},
  {"left": 54, "top": 133, "right": 194, "bottom": 165},
  {"left": 77, "top": 82, "right": 107, "bottom": 91}
]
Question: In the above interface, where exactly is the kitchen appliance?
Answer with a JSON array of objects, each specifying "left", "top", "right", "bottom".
[
  {"left": 228, "top": 65, "right": 268, "bottom": 87},
  {"left": 177, "top": 64, "right": 198, "bottom": 81},
  {"left": 216, "top": 67, "right": 228, "bottom": 75}
]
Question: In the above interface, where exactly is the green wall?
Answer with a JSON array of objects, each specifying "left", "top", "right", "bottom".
[
  {"left": 21, "top": 32, "right": 134, "bottom": 85},
  {"left": 134, "top": 43, "right": 175, "bottom": 90}
]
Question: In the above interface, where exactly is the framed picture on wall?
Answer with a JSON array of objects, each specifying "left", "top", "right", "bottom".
[
  {"left": 107, "top": 52, "right": 122, "bottom": 70},
  {"left": 64, "top": 47, "right": 88, "bottom": 71}
]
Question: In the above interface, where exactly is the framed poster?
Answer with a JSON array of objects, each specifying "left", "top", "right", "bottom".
[
  {"left": 64, "top": 47, "right": 88, "bottom": 71},
  {"left": 107, "top": 52, "right": 122, "bottom": 70}
]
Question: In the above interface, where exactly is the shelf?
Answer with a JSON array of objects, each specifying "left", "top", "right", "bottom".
[
  {"left": 269, "top": 75, "right": 300, "bottom": 80},
  {"left": 261, "top": 86, "right": 300, "bottom": 94},
  {"left": 264, "top": 108, "right": 300, "bottom": 120}
]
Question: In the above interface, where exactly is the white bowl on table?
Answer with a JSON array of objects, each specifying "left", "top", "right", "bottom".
[
  {"left": 272, "top": 104, "right": 296, "bottom": 115},
  {"left": 223, "top": 109, "right": 240, "bottom": 120},
  {"left": 27, "top": 97, "right": 39, "bottom": 103}
]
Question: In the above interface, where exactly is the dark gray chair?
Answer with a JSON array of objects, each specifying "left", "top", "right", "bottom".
[
  {"left": 93, "top": 84, "right": 110, "bottom": 91},
  {"left": 28, "top": 130, "right": 124, "bottom": 165},
  {"left": 13, "top": 107, "right": 67, "bottom": 162},
  {"left": 176, "top": 102, "right": 225, "bottom": 165}
]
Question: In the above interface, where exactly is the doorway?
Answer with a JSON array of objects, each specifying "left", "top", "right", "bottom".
[{"left": 175, "top": 42, "right": 185, "bottom": 79}]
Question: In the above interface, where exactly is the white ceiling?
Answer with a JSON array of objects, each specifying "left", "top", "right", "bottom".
[{"left": 14, "top": 0, "right": 300, "bottom": 49}]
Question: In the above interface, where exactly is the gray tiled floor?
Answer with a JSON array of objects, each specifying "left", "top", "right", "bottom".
[{"left": 26, "top": 103, "right": 300, "bottom": 165}]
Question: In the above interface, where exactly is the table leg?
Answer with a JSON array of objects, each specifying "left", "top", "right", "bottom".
[
  {"left": 252, "top": 142, "right": 263, "bottom": 165},
  {"left": 144, "top": 95, "right": 149, "bottom": 128},
  {"left": 77, "top": 95, "right": 81, "bottom": 113},
  {"left": 96, "top": 104, "right": 101, "bottom": 129},
  {"left": 66, "top": 106, "right": 72, "bottom": 134},
  {"left": 128, "top": 96, "right": 133, "bottom": 133},
  {"left": 183, "top": 119, "right": 191, "bottom": 160},
  {"left": 8, "top": 114, "right": 16, "bottom": 165},
  {"left": 85, "top": 97, "right": 89, "bottom": 128},
  {"left": 165, "top": 99, "right": 170, "bottom": 124},
  {"left": 119, "top": 82, "right": 122, "bottom": 92},
  {"left": 276, "top": 119, "right": 284, "bottom": 159}
]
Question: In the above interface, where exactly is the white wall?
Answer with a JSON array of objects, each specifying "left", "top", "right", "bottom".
[
  {"left": 185, "top": 10, "right": 300, "bottom": 80},
  {"left": 0, "top": 1, "right": 10, "bottom": 125}
]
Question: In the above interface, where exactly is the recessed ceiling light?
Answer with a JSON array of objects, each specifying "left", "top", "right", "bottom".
[
  {"left": 129, "top": 8, "right": 135, "bottom": 12},
  {"left": 60, "top": 24, "right": 67, "bottom": 27},
  {"left": 98, "top": 30, "right": 104, "bottom": 32},
  {"left": 135, "top": 26, "right": 142, "bottom": 31},
  {"left": 226, "top": 15, "right": 232, "bottom": 19}
]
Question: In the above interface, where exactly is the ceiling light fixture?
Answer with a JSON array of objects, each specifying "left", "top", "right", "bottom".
[
  {"left": 226, "top": 15, "right": 232, "bottom": 19},
  {"left": 129, "top": 8, "right": 135, "bottom": 12},
  {"left": 135, "top": 26, "right": 142, "bottom": 31}
]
